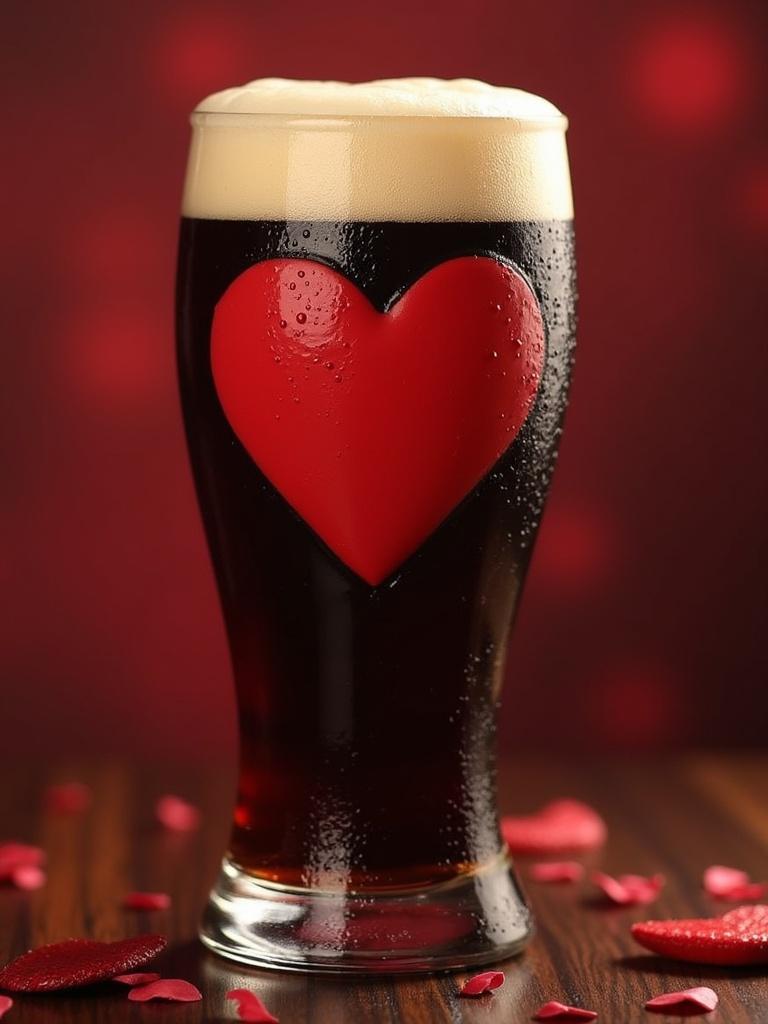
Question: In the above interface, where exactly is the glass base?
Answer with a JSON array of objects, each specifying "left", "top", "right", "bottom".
[{"left": 200, "top": 851, "right": 533, "bottom": 974}]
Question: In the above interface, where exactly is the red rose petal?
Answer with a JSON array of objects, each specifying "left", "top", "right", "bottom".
[
  {"left": 530, "top": 861, "right": 584, "bottom": 883},
  {"left": 0, "top": 996, "right": 11, "bottom": 1020},
  {"left": 0, "top": 844, "right": 45, "bottom": 881},
  {"left": 45, "top": 782, "right": 92, "bottom": 814},
  {"left": 592, "top": 871, "right": 665, "bottom": 906},
  {"left": 0, "top": 934, "right": 166, "bottom": 992},
  {"left": 645, "top": 986, "right": 718, "bottom": 1013},
  {"left": 113, "top": 972, "right": 161, "bottom": 986},
  {"left": 459, "top": 970, "right": 505, "bottom": 996},
  {"left": 721, "top": 882, "right": 768, "bottom": 901},
  {"left": 10, "top": 866, "right": 45, "bottom": 891},
  {"left": 227, "top": 988, "right": 280, "bottom": 1023},
  {"left": 703, "top": 865, "right": 766, "bottom": 901},
  {"left": 533, "top": 1001, "right": 598, "bottom": 1020},
  {"left": 128, "top": 978, "right": 202, "bottom": 1002},
  {"left": 155, "top": 795, "right": 200, "bottom": 832},
  {"left": 122, "top": 892, "right": 171, "bottom": 911},
  {"left": 502, "top": 800, "right": 607, "bottom": 855},
  {"left": 632, "top": 904, "right": 768, "bottom": 964},
  {"left": 703, "top": 864, "right": 748, "bottom": 895}
]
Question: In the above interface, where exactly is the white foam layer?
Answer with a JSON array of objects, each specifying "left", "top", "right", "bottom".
[
  {"left": 183, "top": 78, "right": 572, "bottom": 222},
  {"left": 194, "top": 77, "right": 565, "bottom": 119}
]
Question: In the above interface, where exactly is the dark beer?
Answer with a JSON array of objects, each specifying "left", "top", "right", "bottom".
[{"left": 178, "top": 78, "right": 575, "bottom": 971}]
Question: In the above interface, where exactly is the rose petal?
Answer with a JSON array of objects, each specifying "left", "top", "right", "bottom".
[
  {"left": 720, "top": 882, "right": 768, "bottom": 901},
  {"left": 0, "top": 996, "right": 12, "bottom": 1020},
  {"left": 533, "top": 1001, "right": 598, "bottom": 1020},
  {"left": 112, "top": 972, "right": 161, "bottom": 986},
  {"left": 632, "top": 905, "right": 768, "bottom": 964},
  {"left": 0, "top": 934, "right": 167, "bottom": 992},
  {"left": 11, "top": 866, "right": 45, "bottom": 891},
  {"left": 592, "top": 871, "right": 664, "bottom": 906},
  {"left": 45, "top": 782, "right": 92, "bottom": 814},
  {"left": 645, "top": 986, "right": 718, "bottom": 1013},
  {"left": 128, "top": 978, "right": 202, "bottom": 1002},
  {"left": 703, "top": 865, "right": 766, "bottom": 901},
  {"left": 459, "top": 970, "right": 505, "bottom": 996},
  {"left": 502, "top": 800, "right": 607, "bottom": 855},
  {"left": 122, "top": 892, "right": 171, "bottom": 911},
  {"left": 0, "top": 844, "right": 45, "bottom": 881},
  {"left": 227, "top": 988, "right": 280, "bottom": 1022},
  {"left": 530, "top": 861, "right": 585, "bottom": 883},
  {"left": 703, "top": 864, "right": 748, "bottom": 896},
  {"left": 155, "top": 795, "right": 200, "bottom": 832}
]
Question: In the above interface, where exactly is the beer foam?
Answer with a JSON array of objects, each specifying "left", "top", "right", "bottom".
[{"left": 183, "top": 78, "right": 573, "bottom": 222}]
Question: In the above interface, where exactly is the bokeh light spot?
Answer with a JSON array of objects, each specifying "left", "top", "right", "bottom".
[
  {"left": 589, "top": 662, "right": 683, "bottom": 749},
  {"left": 629, "top": 14, "right": 750, "bottom": 134},
  {"left": 64, "top": 308, "right": 170, "bottom": 405},
  {"left": 534, "top": 503, "right": 616, "bottom": 590},
  {"left": 150, "top": 13, "right": 251, "bottom": 105}
]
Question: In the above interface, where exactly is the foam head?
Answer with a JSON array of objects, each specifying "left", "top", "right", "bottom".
[{"left": 182, "top": 78, "right": 573, "bottom": 222}]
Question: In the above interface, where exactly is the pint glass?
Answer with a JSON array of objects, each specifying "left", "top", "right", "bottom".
[{"left": 176, "top": 78, "right": 575, "bottom": 972}]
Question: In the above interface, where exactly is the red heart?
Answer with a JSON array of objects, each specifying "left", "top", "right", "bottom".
[
  {"left": 632, "top": 904, "right": 768, "bottom": 964},
  {"left": 212, "top": 256, "right": 544, "bottom": 584}
]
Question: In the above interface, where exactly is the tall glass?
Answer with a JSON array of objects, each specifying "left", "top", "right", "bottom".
[{"left": 176, "top": 87, "right": 575, "bottom": 973}]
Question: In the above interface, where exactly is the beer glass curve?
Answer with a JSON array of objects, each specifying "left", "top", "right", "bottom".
[{"left": 176, "top": 78, "right": 576, "bottom": 973}]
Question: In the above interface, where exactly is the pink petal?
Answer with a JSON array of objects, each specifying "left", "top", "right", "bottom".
[
  {"left": 534, "top": 1001, "right": 598, "bottom": 1020},
  {"left": 45, "top": 782, "right": 92, "bottom": 814},
  {"left": 113, "top": 972, "right": 161, "bottom": 986},
  {"left": 530, "top": 861, "right": 584, "bottom": 883},
  {"left": 703, "top": 864, "right": 749, "bottom": 896},
  {"left": 703, "top": 865, "right": 765, "bottom": 900},
  {"left": 0, "top": 996, "right": 12, "bottom": 1020},
  {"left": 0, "top": 844, "right": 45, "bottom": 881},
  {"left": 592, "top": 871, "right": 664, "bottom": 906},
  {"left": 127, "top": 979, "right": 202, "bottom": 1002},
  {"left": 645, "top": 986, "right": 719, "bottom": 1013},
  {"left": 459, "top": 970, "right": 505, "bottom": 996},
  {"left": 11, "top": 866, "right": 45, "bottom": 891},
  {"left": 502, "top": 800, "right": 607, "bottom": 855},
  {"left": 122, "top": 891, "right": 171, "bottom": 911},
  {"left": 721, "top": 882, "right": 768, "bottom": 900},
  {"left": 155, "top": 795, "right": 200, "bottom": 832},
  {"left": 227, "top": 988, "right": 280, "bottom": 1023}
]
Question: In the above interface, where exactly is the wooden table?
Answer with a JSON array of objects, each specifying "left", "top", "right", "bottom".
[{"left": 2, "top": 755, "right": 767, "bottom": 1022}]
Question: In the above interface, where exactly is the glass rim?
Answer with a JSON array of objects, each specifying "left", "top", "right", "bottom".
[{"left": 189, "top": 110, "right": 569, "bottom": 132}]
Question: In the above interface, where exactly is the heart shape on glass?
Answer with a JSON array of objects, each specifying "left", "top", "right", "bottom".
[{"left": 212, "top": 256, "right": 544, "bottom": 584}]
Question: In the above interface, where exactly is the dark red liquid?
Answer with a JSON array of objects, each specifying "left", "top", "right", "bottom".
[{"left": 176, "top": 219, "right": 576, "bottom": 889}]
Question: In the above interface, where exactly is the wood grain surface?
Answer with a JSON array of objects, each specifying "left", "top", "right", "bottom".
[{"left": 1, "top": 755, "right": 767, "bottom": 1022}]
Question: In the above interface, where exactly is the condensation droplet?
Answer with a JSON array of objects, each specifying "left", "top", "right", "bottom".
[{"left": 296, "top": 312, "right": 307, "bottom": 324}]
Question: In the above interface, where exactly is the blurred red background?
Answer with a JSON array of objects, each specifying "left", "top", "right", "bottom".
[{"left": 2, "top": 0, "right": 766, "bottom": 758}]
